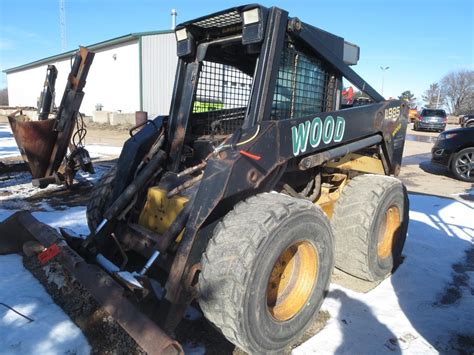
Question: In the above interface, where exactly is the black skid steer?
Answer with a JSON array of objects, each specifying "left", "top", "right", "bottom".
[{"left": 1, "top": 4, "right": 409, "bottom": 354}]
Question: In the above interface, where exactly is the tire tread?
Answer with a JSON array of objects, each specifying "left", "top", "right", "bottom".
[
  {"left": 199, "top": 193, "right": 324, "bottom": 352},
  {"left": 331, "top": 174, "right": 406, "bottom": 281}
]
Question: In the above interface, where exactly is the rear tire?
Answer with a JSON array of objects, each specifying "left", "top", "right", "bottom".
[
  {"left": 331, "top": 175, "right": 409, "bottom": 281},
  {"left": 86, "top": 165, "right": 116, "bottom": 232},
  {"left": 199, "top": 193, "right": 334, "bottom": 353},
  {"left": 451, "top": 148, "right": 474, "bottom": 182}
]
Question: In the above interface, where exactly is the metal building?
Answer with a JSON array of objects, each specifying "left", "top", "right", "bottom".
[{"left": 4, "top": 30, "right": 177, "bottom": 117}]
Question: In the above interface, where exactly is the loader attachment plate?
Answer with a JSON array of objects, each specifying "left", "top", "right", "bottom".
[{"left": 0, "top": 211, "right": 183, "bottom": 355}]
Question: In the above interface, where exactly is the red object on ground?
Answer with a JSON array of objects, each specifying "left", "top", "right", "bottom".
[{"left": 38, "top": 243, "right": 60, "bottom": 264}]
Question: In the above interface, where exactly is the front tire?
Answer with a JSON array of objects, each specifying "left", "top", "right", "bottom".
[
  {"left": 198, "top": 193, "right": 334, "bottom": 353},
  {"left": 86, "top": 165, "right": 116, "bottom": 232},
  {"left": 451, "top": 148, "right": 474, "bottom": 182},
  {"left": 331, "top": 175, "right": 409, "bottom": 281}
]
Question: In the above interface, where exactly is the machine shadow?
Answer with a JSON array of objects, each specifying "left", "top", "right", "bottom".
[
  {"left": 390, "top": 192, "right": 473, "bottom": 352},
  {"left": 329, "top": 289, "right": 401, "bottom": 354}
]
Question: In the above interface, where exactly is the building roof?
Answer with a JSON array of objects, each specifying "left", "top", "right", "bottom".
[{"left": 4, "top": 30, "right": 174, "bottom": 74}]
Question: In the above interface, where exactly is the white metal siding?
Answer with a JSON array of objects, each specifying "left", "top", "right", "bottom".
[
  {"left": 7, "top": 40, "right": 140, "bottom": 115},
  {"left": 141, "top": 33, "right": 177, "bottom": 117},
  {"left": 7, "top": 60, "right": 71, "bottom": 111},
  {"left": 84, "top": 40, "right": 140, "bottom": 114}
]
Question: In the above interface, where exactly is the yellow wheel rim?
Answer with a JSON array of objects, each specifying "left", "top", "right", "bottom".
[
  {"left": 377, "top": 206, "right": 401, "bottom": 259},
  {"left": 266, "top": 241, "right": 318, "bottom": 321}
]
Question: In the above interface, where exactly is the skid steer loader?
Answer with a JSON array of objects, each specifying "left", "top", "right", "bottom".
[{"left": 0, "top": 4, "right": 409, "bottom": 354}]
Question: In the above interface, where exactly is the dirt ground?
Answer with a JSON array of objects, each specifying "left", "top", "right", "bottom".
[
  {"left": 83, "top": 122, "right": 133, "bottom": 146},
  {"left": 399, "top": 123, "right": 473, "bottom": 201}
]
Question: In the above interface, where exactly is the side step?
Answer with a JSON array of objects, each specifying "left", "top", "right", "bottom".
[{"left": 0, "top": 211, "right": 183, "bottom": 355}]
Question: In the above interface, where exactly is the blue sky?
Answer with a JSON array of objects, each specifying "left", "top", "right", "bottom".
[{"left": 0, "top": 0, "right": 472, "bottom": 102}]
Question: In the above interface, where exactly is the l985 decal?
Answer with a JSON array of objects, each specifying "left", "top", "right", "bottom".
[{"left": 384, "top": 106, "right": 401, "bottom": 120}]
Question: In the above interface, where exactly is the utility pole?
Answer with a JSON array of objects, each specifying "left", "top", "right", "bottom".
[
  {"left": 436, "top": 85, "right": 441, "bottom": 108},
  {"left": 59, "top": 0, "right": 67, "bottom": 52},
  {"left": 380, "top": 66, "right": 389, "bottom": 97}
]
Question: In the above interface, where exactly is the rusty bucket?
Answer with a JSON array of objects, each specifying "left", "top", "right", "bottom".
[{"left": 8, "top": 112, "right": 58, "bottom": 179}]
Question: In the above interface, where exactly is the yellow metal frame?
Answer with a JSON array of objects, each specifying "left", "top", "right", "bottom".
[
  {"left": 326, "top": 153, "right": 385, "bottom": 175},
  {"left": 138, "top": 187, "right": 188, "bottom": 242},
  {"left": 314, "top": 173, "right": 348, "bottom": 218},
  {"left": 314, "top": 154, "right": 384, "bottom": 218}
]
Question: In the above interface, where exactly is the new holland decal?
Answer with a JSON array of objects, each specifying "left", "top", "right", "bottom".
[{"left": 291, "top": 116, "right": 346, "bottom": 156}]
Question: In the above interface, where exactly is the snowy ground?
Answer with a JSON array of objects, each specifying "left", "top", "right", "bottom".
[
  {"left": 295, "top": 194, "right": 474, "bottom": 354},
  {"left": 1, "top": 123, "right": 473, "bottom": 354},
  {"left": 0, "top": 255, "right": 90, "bottom": 354},
  {"left": 0, "top": 123, "right": 21, "bottom": 158}
]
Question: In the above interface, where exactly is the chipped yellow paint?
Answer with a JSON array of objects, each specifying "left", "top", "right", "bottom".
[{"left": 138, "top": 187, "right": 188, "bottom": 242}]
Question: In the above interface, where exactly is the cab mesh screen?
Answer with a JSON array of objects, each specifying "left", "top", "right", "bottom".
[
  {"left": 192, "top": 61, "right": 253, "bottom": 136},
  {"left": 193, "top": 10, "right": 242, "bottom": 29},
  {"left": 271, "top": 42, "right": 330, "bottom": 120}
]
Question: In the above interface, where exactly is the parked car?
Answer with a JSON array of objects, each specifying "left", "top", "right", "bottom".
[
  {"left": 431, "top": 127, "right": 474, "bottom": 182},
  {"left": 460, "top": 113, "right": 474, "bottom": 128},
  {"left": 414, "top": 109, "right": 447, "bottom": 132},
  {"left": 353, "top": 96, "right": 373, "bottom": 106}
]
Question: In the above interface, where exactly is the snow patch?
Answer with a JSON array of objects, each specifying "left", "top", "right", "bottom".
[
  {"left": 32, "top": 206, "right": 89, "bottom": 236},
  {"left": 0, "top": 123, "right": 21, "bottom": 158},
  {"left": 0, "top": 254, "right": 90, "bottom": 354},
  {"left": 86, "top": 144, "right": 123, "bottom": 158}
]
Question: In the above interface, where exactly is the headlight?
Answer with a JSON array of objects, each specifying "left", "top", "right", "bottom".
[
  {"left": 242, "top": 8, "right": 260, "bottom": 25},
  {"left": 175, "top": 28, "right": 188, "bottom": 42},
  {"left": 438, "top": 132, "right": 458, "bottom": 140}
]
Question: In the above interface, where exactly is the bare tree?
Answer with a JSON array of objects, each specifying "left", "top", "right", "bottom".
[
  {"left": 422, "top": 83, "right": 444, "bottom": 108},
  {"left": 0, "top": 88, "right": 8, "bottom": 106},
  {"left": 440, "top": 70, "right": 474, "bottom": 115}
]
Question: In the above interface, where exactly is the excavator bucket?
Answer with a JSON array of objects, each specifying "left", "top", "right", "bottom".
[
  {"left": 0, "top": 211, "right": 183, "bottom": 355},
  {"left": 7, "top": 47, "right": 95, "bottom": 187},
  {"left": 8, "top": 114, "right": 57, "bottom": 179}
]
